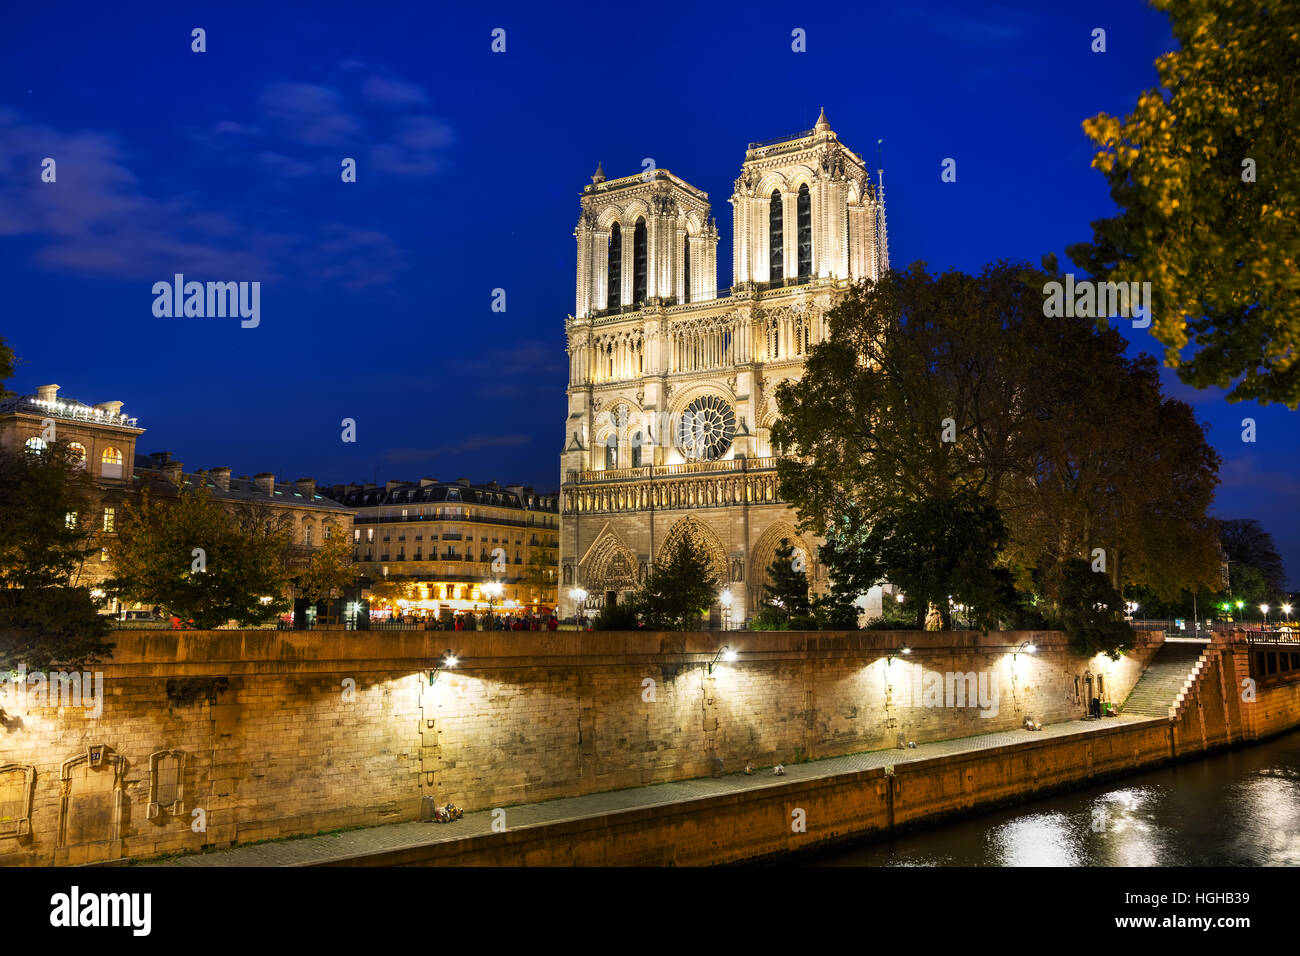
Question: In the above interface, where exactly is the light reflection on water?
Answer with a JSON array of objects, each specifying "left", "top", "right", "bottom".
[{"left": 807, "top": 729, "right": 1300, "bottom": 867}]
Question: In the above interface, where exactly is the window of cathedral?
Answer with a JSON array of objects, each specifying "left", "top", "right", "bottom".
[
  {"left": 769, "top": 191, "right": 784, "bottom": 282},
  {"left": 683, "top": 234, "right": 691, "bottom": 302},
  {"left": 633, "top": 218, "right": 647, "bottom": 306},
  {"left": 677, "top": 395, "right": 736, "bottom": 461},
  {"left": 608, "top": 222, "right": 622, "bottom": 307},
  {"left": 605, "top": 435, "right": 618, "bottom": 470},
  {"left": 797, "top": 184, "right": 812, "bottom": 277}
]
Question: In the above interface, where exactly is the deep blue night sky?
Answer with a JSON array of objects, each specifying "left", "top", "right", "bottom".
[{"left": 2, "top": 1, "right": 1296, "bottom": 586}]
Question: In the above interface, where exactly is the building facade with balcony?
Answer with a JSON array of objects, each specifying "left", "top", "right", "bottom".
[
  {"left": 325, "top": 478, "right": 559, "bottom": 616},
  {"left": 0, "top": 384, "right": 144, "bottom": 595},
  {"left": 560, "top": 111, "right": 891, "bottom": 623}
]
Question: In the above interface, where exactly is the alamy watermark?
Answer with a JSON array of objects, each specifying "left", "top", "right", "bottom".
[
  {"left": 1043, "top": 274, "right": 1150, "bottom": 329},
  {"left": 891, "top": 667, "right": 1000, "bottom": 718},
  {"left": 152, "top": 274, "right": 260, "bottom": 328},
  {"left": 0, "top": 665, "right": 104, "bottom": 718}
]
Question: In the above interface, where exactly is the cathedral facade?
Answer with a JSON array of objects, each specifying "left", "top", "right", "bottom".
[{"left": 559, "top": 111, "right": 889, "bottom": 624}]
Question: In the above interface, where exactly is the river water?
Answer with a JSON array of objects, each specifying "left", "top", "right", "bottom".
[{"left": 806, "top": 729, "right": 1300, "bottom": 867}]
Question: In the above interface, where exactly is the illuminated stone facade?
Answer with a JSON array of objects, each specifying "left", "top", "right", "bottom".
[
  {"left": 1, "top": 383, "right": 350, "bottom": 617},
  {"left": 560, "top": 112, "right": 890, "bottom": 622},
  {"left": 0, "top": 384, "right": 143, "bottom": 597}
]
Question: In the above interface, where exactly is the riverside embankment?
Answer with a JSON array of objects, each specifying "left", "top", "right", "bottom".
[{"left": 2, "top": 627, "right": 1295, "bottom": 865}]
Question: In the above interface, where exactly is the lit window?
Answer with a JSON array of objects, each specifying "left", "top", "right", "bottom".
[
  {"left": 102, "top": 507, "right": 115, "bottom": 532},
  {"left": 101, "top": 446, "right": 123, "bottom": 478},
  {"left": 65, "top": 511, "right": 78, "bottom": 529},
  {"left": 324, "top": 525, "right": 332, "bottom": 539},
  {"left": 24, "top": 436, "right": 47, "bottom": 455},
  {"left": 354, "top": 529, "right": 360, "bottom": 542},
  {"left": 304, "top": 526, "right": 313, "bottom": 547},
  {"left": 69, "top": 442, "right": 87, "bottom": 468},
  {"left": 367, "top": 529, "right": 374, "bottom": 542}
]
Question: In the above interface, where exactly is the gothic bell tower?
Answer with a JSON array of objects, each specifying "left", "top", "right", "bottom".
[
  {"left": 573, "top": 164, "right": 719, "bottom": 319},
  {"left": 730, "top": 109, "right": 887, "bottom": 287}
]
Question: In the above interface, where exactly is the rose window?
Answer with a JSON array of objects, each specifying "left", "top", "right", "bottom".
[{"left": 676, "top": 395, "right": 736, "bottom": 461}]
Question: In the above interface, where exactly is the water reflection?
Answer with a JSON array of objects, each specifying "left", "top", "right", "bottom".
[{"left": 807, "top": 729, "right": 1300, "bottom": 867}]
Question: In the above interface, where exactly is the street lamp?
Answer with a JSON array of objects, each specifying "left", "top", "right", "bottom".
[
  {"left": 569, "top": 587, "right": 588, "bottom": 629},
  {"left": 720, "top": 588, "right": 733, "bottom": 631},
  {"left": 1260, "top": 604, "right": 1270, "bottom": 625},
  {"left": 1283, "top": 603, "right": 1293, "bottom": 620},
  {"left": 484, "top": 580, "right": 504, "bottom": 629}
]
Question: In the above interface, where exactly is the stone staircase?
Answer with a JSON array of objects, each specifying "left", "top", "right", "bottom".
[{"left": 1121, "top": 640, "right": 1210, "bottom": 718}]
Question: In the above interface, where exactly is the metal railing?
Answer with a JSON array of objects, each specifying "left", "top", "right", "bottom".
[
  {"left": 0, "top": 396, "right": 139, "bottom": 428},
  {"left": 749, "top": 128, "right": 816, "bottom": 149}
]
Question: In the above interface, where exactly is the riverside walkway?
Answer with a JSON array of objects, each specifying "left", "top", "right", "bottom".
[{"left": 142, "top": 712, "right": 1155, "bottom": 867}]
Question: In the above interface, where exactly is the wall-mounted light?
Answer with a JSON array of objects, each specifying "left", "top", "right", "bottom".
[
  {"left": 1014, "top": 641, "right": 1037, "bottom": 660},
  {"left": 428, "top": 649, "right": 459, "bottom": 685},
  {"left": 708, "top": 645, "right": 738, "bottom": 675},
  {"left": 886, "top": 644, "right": 911, "bottom": 665}
]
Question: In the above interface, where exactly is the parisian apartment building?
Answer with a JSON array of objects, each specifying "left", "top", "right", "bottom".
[{"left": 324, "top": 478, "right": 560, "bottom": 615}]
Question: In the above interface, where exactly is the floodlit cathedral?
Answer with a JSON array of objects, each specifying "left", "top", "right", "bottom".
[{"left": 559, "top": 110, "right": 889, "bottom": 623}]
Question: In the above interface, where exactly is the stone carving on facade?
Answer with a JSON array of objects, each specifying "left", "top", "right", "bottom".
[{"left": 726, "top": 375, "right": 737, "bottom": 394}]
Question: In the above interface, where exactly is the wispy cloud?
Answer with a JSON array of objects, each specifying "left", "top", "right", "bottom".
[
  {"left": 457, "top": 341, "right": 561, "bottom": 397},
  {"left": 1218, "top": 455, "right": 1300, "bottom": 497},
  {"left": 0, "top": 63, "right": 453, "bottom": 287},
  {"left": 384, "top": 434, "right": 533, "bottom": 463}
]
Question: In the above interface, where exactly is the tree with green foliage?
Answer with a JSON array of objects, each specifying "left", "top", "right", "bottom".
[
  {"left": 1044, "top": 558, "right": 1136, "bottom": 659},
  {"left": 820, "top": 491, "right": 1016, "bottom": 631},
  {"left": 106, "top": 486, "right": 291, "bottom": 628},
  {"left": 771, "top": 261, "right": 1222, "bottom": 642},
  {"left": 0, "top": 442, "right": 113, "bottom": 670},
  {"left": 752, "top": 540, "right": 812, "bottom": 629},
  {"left": 1069, "top": 0, "right": 1299, "bottom": 406},
  {"left": 295, "top": 525, "right": 357, "bottom": 605},
  {"left": 634, "top": 535, "right": 721, "bottom": 631},
  {"left": 1217, "top": 518, "right": 1287, "bottom": 596}
]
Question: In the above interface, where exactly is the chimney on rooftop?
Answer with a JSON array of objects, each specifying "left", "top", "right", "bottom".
[
  {"left": 455, "top": 478, "right": 471, "bottom": 487},
  {"left": 35, "top": 384, "right": 60, "bottom": 402},
  {"left": 386, "top": 480, "right": 405, "bottom": 491},
  {"left": 210, "top": 466, "right": 231, "bottom": 491},
  {"left": 95, "top": 401, "right": 124, "bottom": 418},
  {"left": 254, "top": 473, "right": 276, "bottom": 496},
  {"left": 161, "top": 460, "right": 184, "bottom": 486},
  {"left": 294, "top": 478, "right": 317, "bottom": 498},
  {"left": 419, "top": 477, "right": 438, "bottom": 487}
]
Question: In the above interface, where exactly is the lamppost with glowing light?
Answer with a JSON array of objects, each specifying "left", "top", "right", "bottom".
[
  {"left": 484, "top": 581, "right": 504, "bottom": 629},
  {"left": 720, "top": 588, "right": 733, "bottom": 631},
  {"left": 569, "top": 587, "right": 588, "bottom": 629},
  {"left": 1260, "top": 604, "right": 1270, "bottom": 626}
]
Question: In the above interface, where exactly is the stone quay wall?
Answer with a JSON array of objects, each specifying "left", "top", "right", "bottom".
[{"left": 1, "top": 627, "right": 1161, "bottom": 865}]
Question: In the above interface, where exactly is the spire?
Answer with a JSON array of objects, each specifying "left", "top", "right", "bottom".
[
  {"left": 591, "top": 161, "right": 606, "bottom": 184},
  {"left": 875, "top": 138, "right": 889, "bottom": 276},
  {"left": 814, "top": 107, "right": 830, "bottom": 131}
]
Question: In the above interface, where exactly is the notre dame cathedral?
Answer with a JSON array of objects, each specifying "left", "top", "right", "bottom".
[{"left": 559, "top": 111, "right": 890, "bottom": 624}]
